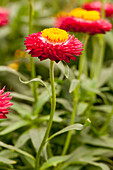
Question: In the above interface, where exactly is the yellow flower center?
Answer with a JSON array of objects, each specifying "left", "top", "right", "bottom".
[
  {"left": 69, "top": 8, "right": 100, "bottom": 21},
  {"left": 41, "top": 28, "right": 69, "bottom": 43}
]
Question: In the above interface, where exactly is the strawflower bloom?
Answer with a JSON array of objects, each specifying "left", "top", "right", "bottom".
[
  {"left": 0, "top": 86, "right": 13, "bottom": 119},
  {"left": 24, "top": 28, "right": 83, "bottom": 63},
  {"left": 0, "top": 7, "right": 9, "bottom": 26},
  {"left": 55, "top": 8, "right": 112, "bottom": 35},
  {"left": 83, "top": 1, "right": 113, "bottom": 18}
]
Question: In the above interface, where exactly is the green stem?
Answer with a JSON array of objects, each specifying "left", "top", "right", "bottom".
[
  {"left": 82, "top": 48, "right": 88, "bottom": 77},
  {"left": 35, "top": 61, "right": 56, "bottom": 169},
  {"left": 93, "top": 0, "right": 105, "bottom": 81},
  {"left": 90, "top": 0, "right": 105, "bottom": 80},
  {"left": 62, "top": 35, "right": 89, "bottom": 156},
  {"left": 101, "top": 0, "right": 105, "bottom": 18},
  {"left": 29, "top": 0, "right": 38, "bottom": 102},
  {"left": 93, "top": 34, "right": 105, "bottom": 81},
  {"left": 90, "top": 36, "right": 99, "bottom": 79}
]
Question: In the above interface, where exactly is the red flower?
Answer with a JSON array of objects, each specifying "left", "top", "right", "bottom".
[
  {"left": 55, "top": 8, "right": 112, "bottom": 35},
  {"left": 83, "top": 1, "right": 113, "bottom": 18},
  {"left": 0, "top": 7, "right": 9, "bottom": 26},
  {"left": 24, "top": 28, "right": 83, "bottom": 63},
  {"left": 0, "top": 87, "right": 13, "bottom": 119}
]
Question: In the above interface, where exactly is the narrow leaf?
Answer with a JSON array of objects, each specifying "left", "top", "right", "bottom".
[
  {"left": 33, "top": 90, "right": 49, "bottom": 115},
  {"left": 79, "top": 159, "right": 110, "bottom": 170},
  {"left": 0, "top": 66, "right": 29, "bottom": 84},
  {"left": 47, "top": 124, "right": 83, "bottom": 142},
  {"left": 15, "top": 130, "right": 30, "bottom": 148},
  {"left": 29, "top": 127, "right": 46, "bottom": 152},
  {"left": 64, "top": 64, "right": 74, "bottom": 80},
  {"left": 0, "top": 156, "right": 16, "bottom": 164},
  {"left": 0, "top": 141, "right": 35, "bottom": 161},
  {"left": 77, "top": 102, "right": 88, "bottom": 115},
  {"left": 0, "top": 149, "right": 18, "bottom": 158},
  {"left": 19, "top": 77, "right": 51, "bottom": 99},
  {"left": 11, "top": 101, "right": 32, "bottom": 117},
  {"left": 56, "top": 98, "right": 73, "bottom": 112},
  {"left": 0, "top": 120, "right": 30, "bottom": 135},
  {"left": 40, "top": 156, "right": 69, "bottom": 170},
  {"left": 69, "top": 79, "right": 79, "bottom": 93},
  {"left": 11, "top": 92, "right": 34, "bottom": 102}
]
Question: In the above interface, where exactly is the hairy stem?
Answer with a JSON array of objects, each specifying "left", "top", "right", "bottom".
[
  {"left": 29, "top": 0, "right": 38, "bottom": 102},
  {"left": 62, "top": 34, "right": 89, "bottom": 156},
  {"left": 35, "top": 61, "right": 56, "bottom": 169}
]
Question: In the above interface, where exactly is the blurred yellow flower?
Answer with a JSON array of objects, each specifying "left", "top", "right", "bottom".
[
  {"left": 56, "top": 11, "right": 68, "bottom": 18},
  {"left": 14, "top": 49, "right": 27, "bottom": 58},
  {"left": 8, "top": 62, "right": 19, "bottom": 71}
]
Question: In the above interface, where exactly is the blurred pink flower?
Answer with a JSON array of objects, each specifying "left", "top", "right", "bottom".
[
  {"left": 83, "top": 1, "right": 113, "bottom": 18},
  {"left": 0, "top": 7, "right": 9, "bottom": 26},
  {"left": 0, "top": 86, "right": 13, "bottom": 119},
  {"left": 55, "top": 8, "right": 112, "bottom": 35}
]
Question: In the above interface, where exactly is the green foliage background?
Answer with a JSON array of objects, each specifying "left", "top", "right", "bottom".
[{"left": 0, "top": 0, "right": 113, "bottom": 170}]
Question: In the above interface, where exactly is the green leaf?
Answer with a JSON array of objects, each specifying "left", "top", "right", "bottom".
[
  {"left": 33, "top": 90, "right": 50, "bottom": 116},
  {"left": 21, "top": 155, "right": 35, "bottom": 168},
  {"left": 4, "top": 113, "right": 21, "bottom": 121},
  {"left": 11, "top": 101, "right": 32, "bottom": 117},
  {"left": 57, "top": 62, "right": 65, "bottom": 75},
  {"left": 40, "top": 156, "right": 70, "bottom": 170},
  {"left": 0, "top": 156, "right": 16, "bottom": 165},
  {"left": 105, "top": 93, "right": 113, "bottom": 102},
  {"left": 15, "top": 130, "right": 30, "bottom": 148},
  {"left": 29, "top": 127, "right": 46, "bottom": 152},
  {"left": 0, "top": 120, "right": 30, "bottom": 135},
  {"left": 64, "top": 64, "right": 74, "bottom": 80},
  {"left": 19, "top": 77, "right": 51, "bottom": 99},
  {"left": 56, "top": 98, "right": 73, "bottom": 112},
  {"left": 65, "top": 64, "right": 70, "bottom": 79},
  {"left": 63, "top": 145, "right": 111, "bottom": 170},
  {"left": 64, "top": 165, "right": 82, "bottom": 170},
  {"left": 79, "top": 160, "right": 110, "bottom": 170},
  {"left": 97, "top": 66, "right": 113, "bottom": 88},
  {"left": 104, "top": 31, "right": 113, "bottom": 51},
  {"left": 93, "top": 105, "right": 112, "bottom": 113},
  {"left": 0, "top": 66, "right": 29, "bottom": 84},
  {"left": 0, "top": 142, "right": 35, "bottom": 162},
  {"left": 67, "top": 145, "right": 112, "bottom": 162},
  {"left": 81, "top": 78, "right": 107, "bottom": 102},
  {"left": 47, "top": 124, "right": 83, "bottom": 142},
  {"left": 84, "top": 165, "right": 106, "bottom": 170},
  {"left": 77, "top": 102, "right": 88, "bottom": 115},
  {"left": 40, "top": 110, "right": 64, "bottom": 123},
  {"left": 0, "top": 150, "right": 18, "bottom": 159},
  {"left": 80, "top": 135, "right": 113, "bottom": 149},
  {"left": 11, "top": 92, "right": 34, "bottom": 102},
  {"left": 40, "top": 115, "right": 63, "bottom": 123},
  {"left": 0, "top": 66, "right": 32, "bottom": 94},
  {"left": 108, "top": 75, "right": 113, "bottom": 90},
  {"left": 69, "top": 79, "right": 79, "bottom": 93}
]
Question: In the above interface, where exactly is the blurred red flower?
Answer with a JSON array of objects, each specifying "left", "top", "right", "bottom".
[
  {"left": 55, "top": 8, "right": 112, "bottom": 35},
  {"left": 25, "top": 28, "right": 83, "bottom": 63},
  {"left": 0, "top": 7, "right": 9, "bottom": 26},
  {"left": 83, "top": 1, "right": 113, "bottom": 18},
  {"left": 0, "top": 87, "right": 13, "bottom": 119}
]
